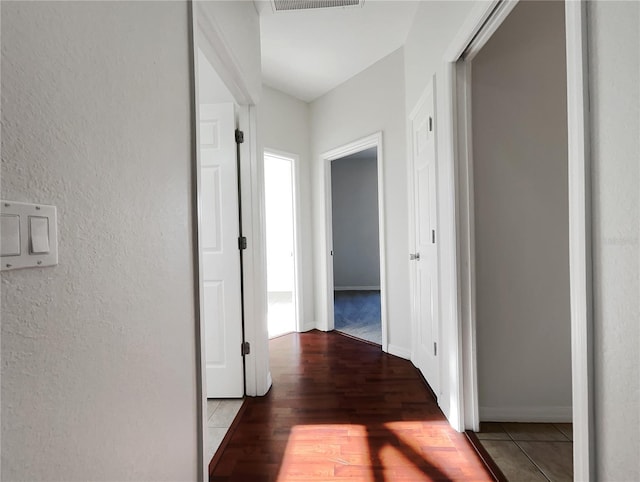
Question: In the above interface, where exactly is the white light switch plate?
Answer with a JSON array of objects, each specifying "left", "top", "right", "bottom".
[{"left": 1, "top": 200, "right": 58, "bottom": 271}]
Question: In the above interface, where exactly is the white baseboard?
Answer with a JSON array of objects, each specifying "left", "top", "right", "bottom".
[
  {"left": 266, "top": 372, "right": 273, "bottom": 392},
  {"left": 480, "top": 405, "right": 573, "bottom": 423},
  {"left": 300, "top": 322, "right": 316, "bottom": 332},
  {"left": 334, "top": 286, "right": 380, "bottom": 291},
  {"left": 386, "top": 344, "right": 411, "bottom": 360}
]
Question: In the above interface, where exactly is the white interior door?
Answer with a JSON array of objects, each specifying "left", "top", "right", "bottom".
[
  {"left": 411, "top": 84, "right": 440, "bottom": 395},
  {"left": 199, "top": 102, "right": 244, "bottom": 398}
]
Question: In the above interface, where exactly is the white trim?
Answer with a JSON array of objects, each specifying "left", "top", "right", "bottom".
[
  {"left": 442, "top": 62, "right": 464, "bottom": 433},
  {"left": 334, "top": 286, "right": 380, "bottom": 291},
  {"left": 453, "top": 59, "right": 480, "bottom": 433},
  {"left": 238, "top": 105, "right": 270, "bottom": 398},
  {"left": 188, "top": 6, "right": 207, "bottom": 479},
  {"left": 387, "top": 344, "right": 412, "bottom": 361},
  {"left": 444, "top": 0, "right": 502, "bottom": 62},
  {"left": 565, "top": 1, "right": 594, "bottom": 480},
  {"left": 266, "top": 372, "right": 273, "bottom": 392},
  {"left": 319, "top": 132, "right": 389, "bottom": 352},
  {"left": 300, "top": 321, "right": 316, "bottom": 332},
  {"left": 444, "top": 0, "right": 593, "bottom": 480},
  {"left": 480, "top": 406, "right": 573, "bottom": 423},
  {"left": 263, "top": 148, "right": 304, "bottom": 335},
  {"left": 460, "top": 1, "right": 520, "bottom": 62}
]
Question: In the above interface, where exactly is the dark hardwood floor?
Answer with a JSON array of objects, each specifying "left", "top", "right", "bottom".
[{"left": 210, "top": 331, "right": 494, "bottom": 481}]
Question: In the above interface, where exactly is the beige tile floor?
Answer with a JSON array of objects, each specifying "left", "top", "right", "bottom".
[
  {"left": 206, "top": 398, "right": 244, "bottom": 462},
  {"left": 477, "top": 422, "right": 573, "bottom": 482},
  {"left": 268, "top": 291, "right": 295, "bottom": 338}
]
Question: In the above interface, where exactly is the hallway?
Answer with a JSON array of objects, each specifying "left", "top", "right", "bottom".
[{"left": 209, "top": 331, "right": 494, "bottom": 481}]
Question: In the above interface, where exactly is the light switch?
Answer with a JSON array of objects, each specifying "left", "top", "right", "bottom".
[
  {"left": 1, "top": 214, "right": 21, "bottom": 256},
  {"left": 29, "top": 216, "right": 50, "bottom": 254},
  {"left": 1, "top": 200, "right": 57, "bottom": 271}
]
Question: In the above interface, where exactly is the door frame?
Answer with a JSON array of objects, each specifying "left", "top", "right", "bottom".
[
  {"left": 319, "top": 132, "right": 388, "bottom": 352},
  {"left": 443, "top": 0, "right": 593, "bottom": 480},
  {"left": 191, "top": 4, "right": 270, "bottom": 479},
  {"left": 263, "top": 148, "right": 304, "bottom": 335}
]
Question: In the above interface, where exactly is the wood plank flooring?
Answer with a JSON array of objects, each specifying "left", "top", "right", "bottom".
[{"left": 210, "top": 331, "right": 494, "bottom": 481}]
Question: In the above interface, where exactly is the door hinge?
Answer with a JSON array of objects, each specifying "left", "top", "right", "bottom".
[
  {"left": 235, "top": 129, "right": 244, "bottom": 144},
  {"left": 434, "top": 342, "right": 437, "bottom": 356},
  {"left": 429, "top": 116, "right": 433, "bottom": 132},
  {"left": 241, "top": 342, "right": 251, "bottom": 356},
  {"left": 238, "top": 236, "right": 247, "bottom": 250},
  {"left": 432, "top": 229, "right": 436, "bottom": 244}
]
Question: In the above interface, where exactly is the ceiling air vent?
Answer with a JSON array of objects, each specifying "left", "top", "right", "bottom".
[{"left": 271, "top": 0, "right": 363, "bottom": 12}]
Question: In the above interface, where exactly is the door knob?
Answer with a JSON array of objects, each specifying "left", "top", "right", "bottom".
[{"left": 410, "top": 253, "right": 420, "bottom": 261}]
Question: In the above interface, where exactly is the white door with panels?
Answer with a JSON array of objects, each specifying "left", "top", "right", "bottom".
[
  {"left": 199, "top": 102, "right": 244, "bottom": 398},
  {"left": 410, "top": 82, "right": 440, "bottom": 396}
]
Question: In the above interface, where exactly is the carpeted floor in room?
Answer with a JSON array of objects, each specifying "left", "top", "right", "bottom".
[{"left": 333, "top": 290, "right": 382, "bottom": 345}]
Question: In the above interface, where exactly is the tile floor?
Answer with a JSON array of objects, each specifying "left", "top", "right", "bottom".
[
  {"left": 268, "top": 291, "right": 295, "bottom": 338},
  {"left": 206, "top": 398, "right": 244, "bottom": 462},
  {"left": 476, "top": 422, "right": 573, "bottom": 482}
]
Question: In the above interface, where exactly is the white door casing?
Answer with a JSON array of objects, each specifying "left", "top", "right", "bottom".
[
  {"left": 199, "top": 102, "right": 244, "bottom": 398},
  {"left": 409, "top": 80, "right": 440, "bottom": 396},
  {"left": 319, "top": 133, "right": 388, "bottom": 352}
]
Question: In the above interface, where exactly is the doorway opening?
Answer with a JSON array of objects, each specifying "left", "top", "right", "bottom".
[
  {"left": 449, "top": 0, "right": 579, "bottom": 479},
  {"left": 320, "top": 133, "right": 388, "bottom": 350},
  {"left": 264, "top": 150, "right": 300, "bottom": 338},
  {"left": 330, "top": 147, "right": 382, "bottom": 345}
]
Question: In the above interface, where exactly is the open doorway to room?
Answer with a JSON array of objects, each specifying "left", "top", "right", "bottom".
[
  {"left": 330, "top": 147, "right": 382, "bottom": 345},
  {"left": 264, "top": 150, "right": 300, "bottom": 338},
  {"left": 453, "top": 2, "right": 574, "bottom": 480},
  {"left": 320, "top": 133, "right": 388, "bottom": 349}
]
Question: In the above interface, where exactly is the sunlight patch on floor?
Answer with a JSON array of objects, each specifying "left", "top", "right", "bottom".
[{"left": 277, "top": 424, "right": 372, "bottom": 481}]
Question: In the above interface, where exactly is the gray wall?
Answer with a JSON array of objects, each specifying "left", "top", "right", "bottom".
[
  {"left": 589, "top": 1, "right": 640, "bottom": 479},
  {"left": 331, "top": 151, "right": 380, "bottom": 289},
  {"left": 472, "top": 0, "right": 572, "bottom": 420},
  {"left": 258, "top": 86, "right": 315, "bottom": 329},
  {"left": 1, "top": 2, "right": 198, "bottom": 479},
  {"left": 310, "top": 48, "right": 410, "bottom": 352}
]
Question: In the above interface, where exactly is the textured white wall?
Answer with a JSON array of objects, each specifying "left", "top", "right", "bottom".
[
  {"left": 258, "top": 86, "right": 315, "bottom": 330},
  {"left": 404, "top": 0, "right": 477, "bottom": 422},
  {"left": 310, "top": 48, "right": 410, "bottom": 352},
  {"left": 331, "top": 155, "right": 381, "bottom": 289},
  {"left": 589, "top": 1, "right": 640, "bottom": 479},
  {"left": 472, "top": 0, "right": 572, "bottom": 421},
  {"left": 1, "top": 2, "right": 198, "bottom": 480}
]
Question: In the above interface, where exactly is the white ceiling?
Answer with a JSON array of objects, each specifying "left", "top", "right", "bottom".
[{"left": 256, "top": 1, "right": 419, "bottom": 102}]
